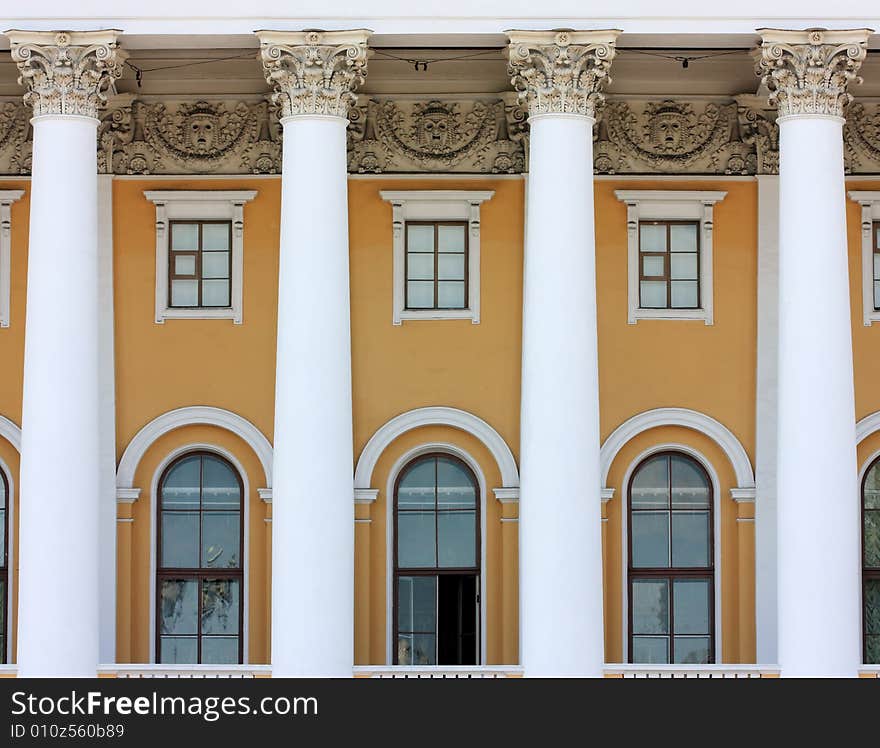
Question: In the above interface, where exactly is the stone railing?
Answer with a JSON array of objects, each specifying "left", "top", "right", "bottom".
[
  {"left": 97, "top": 664, "right": 272, "bottom": 678},
  {"left": 353, "top": 665, "right": 523, "bottom": 678},
  {"left": 604, "top": 664, "right": 780, "bottom": 678}
]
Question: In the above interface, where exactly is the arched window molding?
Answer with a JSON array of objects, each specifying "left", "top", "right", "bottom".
[
  {"left": 620, "top": 443, "right": 722, "bottom": 665},
  {"left": 149, "top": 443, "right": 250, "bottom": 665},
  {"left": 385, "top": 443, "right": 488, "bottom": 666}
]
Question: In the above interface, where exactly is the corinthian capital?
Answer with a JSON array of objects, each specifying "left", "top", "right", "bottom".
[
  {"left": 756, "top": 27, "right": 872, "bottom": 119},
  {"left": 505, "top": 29, "right": 620, "bottom": 120},
  {"left": 255, "top": 29, "right": 371, "bottom": 120},
  {"left": 4, "top": 29, "right": 126, "bottom": 120}
]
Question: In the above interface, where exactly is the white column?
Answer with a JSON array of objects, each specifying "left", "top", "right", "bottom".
[
  {"left": 257, "top": 29, "right": 370, "bottom": 677},
  {"left": 507, "top": 29, "right": 619, "bottom": 677},
  {"left": 758, "top": 27, "right": 872, "bottom": 677},
  {"left": 5, "top": 30, "right": 125, "bottom": 676}
]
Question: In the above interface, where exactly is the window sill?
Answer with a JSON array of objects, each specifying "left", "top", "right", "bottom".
[
  {"left": 629, "top": 308, "right": 712, "bottom": 325},
  {"left": 158, "top": 307, "right": 241, "bottom": 324},
  {"left": 865, "top": 311, "right": 880, "bottom": 327},
  {"left": 397, "top": 309, "right": 479, "bottom": 324}
]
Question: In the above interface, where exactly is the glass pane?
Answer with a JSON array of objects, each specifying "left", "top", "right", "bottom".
[
  {"left": 670, "top": 253, "right": 698, "bottom": 280},
  {"left": 171, "top": 279, "right": 198, "bottom": 307},
  {"left": 159, "top": 636, "right": 197, "bottom": 664},
  {"left": 671, "top": 512, "right": 710, "bottom": 567},
  {"left": 866, "top": 635, "right": 880, "bottom": 665},
  {"left": 873, "top": 253, "right": 880, "bottom": 280},
  {"left": 640, "top": 224, "right": 666, "bottom": 252},
  {"left": 438, "top": 511, "right": 476, "bottom": 568},
  {"left": 641, "top": 255, "right": 664, "bottom": 277},
  {"left": 632, "top": 637, "right": 669, "bottom": 664},
  {"left": 0, "top": 476, "right": 4, "bottom": 508},
  {"left": 407, "top": 225, "right": 434, "bottom": 252},
  {"left": 632, "top": 579, "right": 669, "bottom": 634},
  {"left": 174, "top": 254, "right": 196, "bottom": 276},
  {"left": 437, "top": 457, "right": 475, "bottom": 508},
  {"left": 875, "top": 281, "right": 880, "bottom": 310},
  {"left": 640, "top": 280, "right": 667, "bottom": 308},
  {"left": 671, "top": 455, "right": 710, "bottom": 508},
  {"left": 202, "top": 512, "right": 240, "bottom": 569},
  {"left": 398, "top": 512, "right": 436, "bottom": 568},
  {"left": 0, "top": 510, "right": 4, "bottom": 560},
  {"left": 438, "top": 225, "right": 465, "bottom": 253},
  {"left": 159, "top": 579, "right": 198, "bottom": 634},
  {"left": 201, "top": 579, "right": 240, "bottom": 635},
  {"left": 0, "top": 581, "right": 4, "bottom": 638},
  {"left": 202, "top": 251, "right": 229, "bottom": 279},
  {"left": 202, "top": 223, "right": 230, "bottom": 250},
  {"left": 399, "top": 458, "right": 435, "bottom": 509},
  {"left": 674, "top": 579, "right": 711, "bottom": 634},
  {"left": 398, "top": 576, "right": 436, "bottom": 633},
  {"left": 398, "top": 633, "right": 436, "bottom": 665},
  {"left": 406, "top": 281, "right": 434, "bottom": 309},
  {"left": 162, "top": 456, "right": 200, "bottom": 509},
  {"left": 670, "top": 223, "right": 698, "bottom": 252},
  {"left": 437, "top": 281, "right": 465, "bottom": 309},
  {"left": 631, "top": 512, "right": 670, "bottom": 568},
  {"left": 202, "top": 636, "right": 239, "bottom": 664},
  {"left": 671, "top": 280, "right": 699, "bottom": 308},
  {"left": 438, "top": 253, "right": 465, "bottom": 280},
  {"left": 202, "top": 457, "right": 240, "bottom": 509},
  {"left": 161, "top": 513, "right": 199, "bottom": 568},
  {"left": 865, "top": 510, "right": 880, "bottom": 567},
  {"left": 631, "top": 456, "right": 669, "bottom": 509},
  {"left": 866, "top": 580, "right": 880, "bottom": 636},
  {"left": 171, "top": 223, "right": 198, "bottom": 250},
  {"left": 407, "top": 253, "right": 434, "bottom": 281},
  {"left": 202, "top": 279, "right": 230, "bottom": 307},
  {"left": 865, "top": 464, "right": 880, "bottom": 509},
  {"left": 674, "top": 637, "right": 711, "bottom": 664}
]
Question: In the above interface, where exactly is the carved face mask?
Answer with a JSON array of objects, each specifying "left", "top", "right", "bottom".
[
  {"left": 418, "top": 112, "right": 450, "bottom": 150},
  {"left": 188, "top": 114, "right": 216, "bottom": 152},
  {"left": 651, "top": 113, "right": 684, "bottom": 151}
]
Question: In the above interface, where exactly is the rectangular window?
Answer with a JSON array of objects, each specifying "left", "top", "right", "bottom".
[
  {"left": 874, "top": 222, "right": 880, "bottom": 311},
  {"left": 639, "top": 220, "right": 700, "bottom": 310},
  {"left": 405, "top": 221, "right": 468, "bottom": 311},
  {"left": 168, "top": 221, "right": 232, "bottom": 309}
]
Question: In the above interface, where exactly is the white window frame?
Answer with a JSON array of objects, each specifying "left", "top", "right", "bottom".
[
  {"left": 615, "top": 190, "right": 727, "bottom": 326},
  {"left": 380, "top": 190, "right": 494, "bottom": 325},
  {"left": 848, "top": 191, "right": 880, "bottom": 326},
  {"left": 144, "top": 190, "right": 257, "bottom": 324},
  {"left": 0, "top": 190, "right": 25, "bottom": 329}
]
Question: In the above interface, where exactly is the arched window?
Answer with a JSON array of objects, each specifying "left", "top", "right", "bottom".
[
  {"left": 863, "top": 459, "right": 880, "bottom": 663},
  {"left": 0, "top": 470, "right": 7, "bottom": 663},
  {"left": 628, "top": 452, "right": 714, "bottom": 664},
  {"left": 157, "top": 452, "right": 243, "bottom": 664},
  {"left": 394, "top": 454, "right": 480, "bottom": 666}
]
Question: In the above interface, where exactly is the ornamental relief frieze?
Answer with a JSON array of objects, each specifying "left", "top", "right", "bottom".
[{"left": 6, "top": 93, "right": 880, "bottom": 177}]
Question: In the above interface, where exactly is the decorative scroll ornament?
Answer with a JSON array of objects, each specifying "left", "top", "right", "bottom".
[
  {"left": 0, "top": 101, "right": 32, "bottom": 173},
  {"left": 735, "top": 95, "right": 779, "bottom": 175},
  {"left": 506, "top": 29, "right": 620, "bottom": 119},
  {"left": 347, "top": 96, "right": 526, "bottom": 173},
  {"left": 594, "top": 99, "right": 750, "bottom": 174},
  {"left": 6, "top": 30, "right": 126, "bottom": 120},
  {"left": 756, "top": 28, "right": 871, "bottom": 119},
  {"left": 255, "top": 29, "right": 371, "bottom": 119}
]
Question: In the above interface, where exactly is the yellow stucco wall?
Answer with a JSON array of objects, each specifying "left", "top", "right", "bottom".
[{"left": 0, "top": 174, "right": 770, "bottom": 666}]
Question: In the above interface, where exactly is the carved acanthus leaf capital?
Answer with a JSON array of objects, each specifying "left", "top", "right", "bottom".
[
  {"left": 756, "top": 27, "right": 872, "bottom": 119},
  {"left": 5, "top": 30, "right": 126, "bottom": 119},
  {"left": 505, "top": 29, "right": 620, "bottom": 120},
  {"left": 255, "top": 29, "right": 371, "bottom": 120}
]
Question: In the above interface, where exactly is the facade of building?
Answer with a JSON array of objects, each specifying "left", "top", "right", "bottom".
[{"left": 0, "top": 6, "right": 879, "bottom": 678}]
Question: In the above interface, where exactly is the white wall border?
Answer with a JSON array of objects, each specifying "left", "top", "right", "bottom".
[
  {"left": 354, "top": 406, "right": 519, "bottom": 496},
  {"left": 384, "top": 442, "right": 488, "bottom": 667},
  {"left": 600, "top": 407, "right": 755, "bottom": 498},
  {"left": 614, "top": 190, "right": 727, "bottom": 326},
  {"left": 0, "top": 190, "right": 25, "bottom": 329},
  {"left": 847, "top": 191, "right": 880, "bottom": 326},
  {"left": 148, "top": 443, "right": 251, "bottom": 665},
  {"left": 116, "top": 405, "right": 273, "bottom": 496},
  {"left": 144, "top": 190, "right": 257, "bottom": 325},
  {"left": 619, "top": 443, "right": 723, "bottom": 665},
  {"left": 379, "top": 190, "right": 494, "bottom": 325}
]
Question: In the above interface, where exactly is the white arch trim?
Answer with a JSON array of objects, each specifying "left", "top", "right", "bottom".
[
  {"left": 354, "top": 406, "right": 519, "bottom": 495},
  {"left": 856, "top": 411, "right": 880, "bottom": 446},
  {"left": 116, "top": 406, "right": 273, "bottom": 496},
  {"left": 0, "top": 415, "right": 21, "bottom": 453},
  {"left": 600, "top": 407, "right": 755, "bottom": 497}
]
